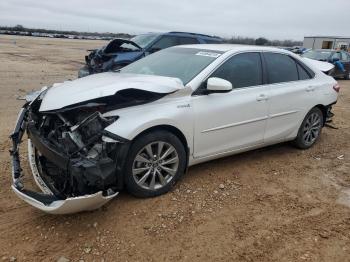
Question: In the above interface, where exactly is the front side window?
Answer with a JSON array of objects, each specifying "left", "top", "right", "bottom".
[
  {"left": 178, "top": 37, "right": 199, "bottom": 45},
  {"left": 210, "top": 52, "right": 263, "bottom": 88},
  {"left": 151, "top": 36, "right": 179, "bottom": 50},
  {"left": 264, "top": 53, "right": 299, "bottom": 84}
]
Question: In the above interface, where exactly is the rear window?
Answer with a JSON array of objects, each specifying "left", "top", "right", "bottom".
[{"left": 264, "top": 53, "right": 299, "bottom": 84}]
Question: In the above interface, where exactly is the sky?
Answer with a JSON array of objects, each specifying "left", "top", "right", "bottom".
[{"left": 0, "top": 0, "right": 349, "bottom": 40}]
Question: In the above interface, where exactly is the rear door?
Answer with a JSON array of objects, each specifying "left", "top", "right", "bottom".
[
  {"left": 263, "top": 52, "right": 316, "bottom": 143},
  {"left": 192, "top": 52, "right": 269, "bottom": 158}
]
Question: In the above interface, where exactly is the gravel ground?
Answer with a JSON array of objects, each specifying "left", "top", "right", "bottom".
[{"left": 0, "top": 35, "right": 349, "bottom": 262}]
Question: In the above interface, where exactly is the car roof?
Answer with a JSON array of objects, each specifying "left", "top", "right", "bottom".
[
  {"left": 142, "top": 31, "right": 222, "bottom": 40},
  {"left": 175, "top": 44, "right": 294, "bottom": 54}
]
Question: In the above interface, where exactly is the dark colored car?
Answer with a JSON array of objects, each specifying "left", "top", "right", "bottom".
[
  {"left": 301, "top": 49, "right": 350, "bottom": 79},
  {"left": 78, "top": 32, "right": 223, "bottom": 78}
]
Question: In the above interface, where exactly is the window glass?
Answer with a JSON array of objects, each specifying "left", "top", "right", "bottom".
[
  {"left": 121, "top": 47, "right": 222, "bottom": 85},
  {"left": 297, "top": 63, "right": 311, "bottom": 80},
  {"left": 264, "top": 53, "right": 298, "bottom": 84},
  {"left": 341, "top": 52, "right": 349, "bottom": 61},
  {"left": 151, "top": 36, "right": 179, "bottom": 50},
  {"left": 210, "top": 52, "right": 262, "bottom": 88},
  {"left": 178, "top": 37, "right": 199, "bottom": 45},
  {"left": 332, "top": 52, "right": 341, "bottom": 60}
]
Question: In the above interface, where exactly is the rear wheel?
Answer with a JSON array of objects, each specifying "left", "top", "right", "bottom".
[
  {"left": 293, "top": 107, "right": 323, "bottom": 149},
  {"left": 124, "top": 130, "right": 186, "bottom": 198}
]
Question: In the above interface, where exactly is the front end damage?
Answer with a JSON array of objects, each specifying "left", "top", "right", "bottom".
[
  {"left": 10, "top": 74, "right": 184, "bottom": 214},
  {"left": 10, "top": 94, "right": 128, "bottom": 214}
]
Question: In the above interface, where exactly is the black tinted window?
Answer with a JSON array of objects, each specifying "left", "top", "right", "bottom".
[
  {"left": 264, "top": 53, "right": 298, "bottom": 84},
  {"left": 297, "top": 63, "right": 311, "bottom": 80},
  {"left": 178, "top": 37, "right": 199, "bottom": 45},
  {"left": 151, "top": 36, "right": 179, "bottom": 50},
  {"left": 210, "top": 52, "right": 262, "bottom": 88}
]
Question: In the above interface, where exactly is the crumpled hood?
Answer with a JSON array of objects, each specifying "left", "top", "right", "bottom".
[
  {"left": 39, "top": 72, "right": 184, "bottom": 112},
  {"left": 301, "top": 57, "right": 335, "bottom": 73}
]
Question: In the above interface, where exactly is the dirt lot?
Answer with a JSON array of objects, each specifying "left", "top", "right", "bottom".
[{"left": 0, "top": 35, "right": 349, "bottom": 262}]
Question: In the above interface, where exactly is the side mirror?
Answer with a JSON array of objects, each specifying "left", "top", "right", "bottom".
[{"left": 207, "top": 77, "right": 232, "bottom": 92}]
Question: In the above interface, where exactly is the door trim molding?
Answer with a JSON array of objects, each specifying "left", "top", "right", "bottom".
[{"left": 201, "top": 116, "right": 268, "bottom": 133}]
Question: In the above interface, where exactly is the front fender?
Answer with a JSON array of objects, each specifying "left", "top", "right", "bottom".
[{"left": 103, "top": 100, "right": 193, "bottom": 147}]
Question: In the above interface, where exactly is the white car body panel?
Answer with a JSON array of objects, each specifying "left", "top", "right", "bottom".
[
  {"left": 39, "top": 72, "right": 184, "bottom": 111},
  {"left": 301, "top": 57, "right": 335, "bottom": 72}
]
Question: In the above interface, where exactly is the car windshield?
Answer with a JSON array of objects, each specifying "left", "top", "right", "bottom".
[
  {"left": 302, "top": 50, "right": 331, "bottom": 61},
  {"left": 120, "top": 34, "right": 159, "bottom": 50},
  {"left": 120, "top": 47, "right": 223, "bottom": 84}
]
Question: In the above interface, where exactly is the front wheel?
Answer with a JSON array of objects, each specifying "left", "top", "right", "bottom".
[
  {"left": 293, "top": 107, "right": 323, "bottom": 149},
  {"left": 124, "top": 130, "right": 186, "bottom": 198}
]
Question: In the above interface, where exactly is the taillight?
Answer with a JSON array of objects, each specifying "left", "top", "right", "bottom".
[{"left": 333, "top": 83, "right": 340, "bottom": 93}]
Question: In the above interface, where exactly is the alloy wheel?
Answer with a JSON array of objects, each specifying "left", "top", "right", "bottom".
[
  {"left": 132, "top": 141, "right": 179, "bottom": 190},
  {"left": 302, "top": 112, "right": 322, "bottom": 146}
]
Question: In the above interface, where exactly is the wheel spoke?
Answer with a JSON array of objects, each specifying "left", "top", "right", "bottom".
[
  {"left": 157, "top": 142, "right": 165, "bottom": 159},
  {"left": 145, "top": 144, "right": 154, "bottom": 159},
  {"left": 149, "top": 170, "right": 156, "bottom": 190},
  {"left": 161, "top": 156, "right": 179, "bottom": 166},
  {"left": 156, "top": 169, "right": 166, "bottom": 186},
  {"left": 160, "top": 165, "right": 177, "bottom": 176},
  {"left": 160, "top": 147, "right": 175, "bottom": 160},
  {"left": 137, "top": 169, "right": 152, "bottom": 185},
  {"left": 133, "top": 166, "right": 149, "bottom": 175},
  {"left": 303, "top": 131, "right": 309, "bottom": 141},
  {"left": 135, "top": 154, "right": 151, "bottom": 163}
]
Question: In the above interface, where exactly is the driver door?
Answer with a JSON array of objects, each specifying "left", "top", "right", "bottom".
[{"left": 192, "top": 52, "right": 269, "bottom": 158}]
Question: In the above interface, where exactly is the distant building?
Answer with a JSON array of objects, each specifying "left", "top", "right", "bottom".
[{"left": 303, "top": 36, "right": 350, "bottom": 50}]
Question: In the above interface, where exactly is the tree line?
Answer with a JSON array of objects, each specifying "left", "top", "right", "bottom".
[{"left": 1, "top": 25, "right": 302, "bottom": 47}]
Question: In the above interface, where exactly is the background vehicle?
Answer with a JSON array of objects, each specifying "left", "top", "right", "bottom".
[
  {"left": 302, "top": 49, "right": 350, "bottom": 79},
  {"left": 11, "top": 45, "right": 338, "bottom": 214},
  {"left": 78, "top": 32, "right": 223, "bottom": 77}
]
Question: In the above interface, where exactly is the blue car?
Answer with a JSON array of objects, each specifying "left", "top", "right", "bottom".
[{"left": 78, "top": 32, "right": 223, "bottom": 78}]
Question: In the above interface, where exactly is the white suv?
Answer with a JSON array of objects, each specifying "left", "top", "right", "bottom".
[{"left": 11, "top": 45, "right": 339, "bottom": 214}]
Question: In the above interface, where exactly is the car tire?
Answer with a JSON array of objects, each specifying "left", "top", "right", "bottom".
[
  {"left": 293, "top": 107, "right": 324, "bottom": 149},
  {"left": 124, "top": 130, "right": 186, "bottom": 198}
]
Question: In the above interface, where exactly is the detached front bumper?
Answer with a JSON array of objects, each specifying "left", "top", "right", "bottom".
[{"left": 10, "top": 106, "right": 118, "bottom": 215}]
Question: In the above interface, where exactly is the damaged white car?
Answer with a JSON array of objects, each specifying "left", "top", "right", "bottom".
[{"left": 11, "top": 45, "right": 339, "bottom": 214}]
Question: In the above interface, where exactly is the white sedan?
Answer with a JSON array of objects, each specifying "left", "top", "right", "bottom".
[{"left": 10, "top": 44, "right": 339, "bottom": 214}]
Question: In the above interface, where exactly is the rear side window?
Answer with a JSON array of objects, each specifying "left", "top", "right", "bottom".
[
  {"left": 151, "top": 36, "right": 179, "bottom": 50},
  {"left": 178, "top": 37, "right": 199, "bottom": 45},
  {"left": 210, "top": 52, "right": 263, "bottom": 88},
  {"left": 264, "top": 53, "right": 299, "bottom": 84},
  {"left": 297, "top": 63, "right": 311, "bottom": 80}
]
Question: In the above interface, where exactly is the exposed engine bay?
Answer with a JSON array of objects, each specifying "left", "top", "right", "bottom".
[{"left": 25, "top": 88, "right": 165, "bottom": 198}]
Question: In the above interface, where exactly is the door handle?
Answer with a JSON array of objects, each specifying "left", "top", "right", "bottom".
[
  {"left": 306, "top": 86, "right": 315, "bottom": 92},
  {"left": 256, "top": 94, "right": 268, "bottom": 101}
]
